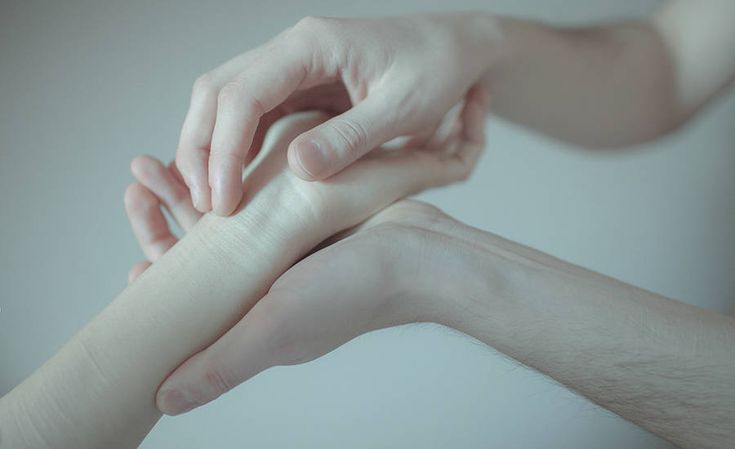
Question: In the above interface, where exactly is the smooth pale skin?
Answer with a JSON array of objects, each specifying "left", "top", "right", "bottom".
[
  {"left": 0, "top": 90, "right": 487, "bottom": 449},
  {"left": 127, "top": 158, "right": 735, "bottom": 449},
  {"left": 174, "top": 0, "right": 735, "bottom": 215}
]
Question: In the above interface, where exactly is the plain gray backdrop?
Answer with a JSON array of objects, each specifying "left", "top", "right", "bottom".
[{"left": 1, "top": 0, "right": 733, "bottom": 448}]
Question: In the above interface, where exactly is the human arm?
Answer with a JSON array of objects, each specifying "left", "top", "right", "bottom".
[
  {"left": 483, "top": 0, "right": 735, "bottom": 147},
  {"left": 155, "top": 199, "right": 735, "bottom": 449},
  {"left": 176, "top": 0, "right": 735, "bottom": 215},
  {"left": 435, "top": 213, "right": 735, "bottom": 449},
  {"left": 0, "top": 100, "right": 486, "bottom": 449}
]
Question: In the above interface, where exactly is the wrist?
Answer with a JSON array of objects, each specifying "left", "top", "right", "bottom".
[
  {"left": 420, "top": 227, "right": 501, "bottom": 330},
  {"left": 384, "top": 208, "right": 501, "bottom": 328},
  {"left": 222, "top": 179, "right": 325, "bottom": 264}
]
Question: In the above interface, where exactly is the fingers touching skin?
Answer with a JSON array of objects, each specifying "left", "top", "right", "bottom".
[
  {"left": 178, "top": 24, "right": 321, "bottom": 216},
  {"left": 154, "top": 88, "right": 489, "bottom": 415},
  {"left": 126, "top": 83, "right": 484, "bottom": 286},
  {"left": 176, "top": 15, "right": 495, "bottom": 217}
]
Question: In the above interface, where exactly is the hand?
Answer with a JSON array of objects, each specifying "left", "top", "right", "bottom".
[
  {"left": 127, "top": 175, "right": 465, "bottom": 415},
  {"left": 127, "top": 90, "right": 487, "bottom": 408},
  {"left": 128, "top": 85, "right": 488, "bottom": 281},
  {"left": 176, "top": 12, "right": 500, "bottom": 215}
]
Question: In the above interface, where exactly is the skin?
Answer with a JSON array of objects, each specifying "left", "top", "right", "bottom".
[
  {"left": 176, "top": 0, "right": 735, "bottom": 215},
  {"left": 127, "top": 163, "right": 735, "bottom": 449},
  {"left": 3, "top": 1, "right": 734, "bottom": 448},
  {"left": 0, "top": 92, "right": 487, "bottom": 449},
  {"left": 176, "top": 13, "right": 496, "bottom": 214},
  {"left": 156, "top": 2, "right": 735, "bottom": 446}
]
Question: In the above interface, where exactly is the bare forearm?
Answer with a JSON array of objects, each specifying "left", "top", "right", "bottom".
[
  {"left": 0, "top": 210, "right": 307, "bottom": 449},
  {"left": 444, "top": 225, "right": 735, "bottom": 448},
  {"left": 0, "top": 111, "right": 463, "bottom": 448},
  {"left": 482, "top": 16, "right": 680, "bottom": 147},
  {"left": 481, "top": 1, "right": 735, "bottom": 147}
]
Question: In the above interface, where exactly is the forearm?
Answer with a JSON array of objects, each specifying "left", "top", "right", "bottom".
[
  {"left": 0, "top": 209, "right": 309, "bottom": 449},
  {"left": 0, "top": 110, "right": 462, "bottom": 448},
  {"left": 481, "top": 14, "right": 681, "bottom": 147},
  {"left": 439, "top": 225, "right": 735, "bottom": 449}
]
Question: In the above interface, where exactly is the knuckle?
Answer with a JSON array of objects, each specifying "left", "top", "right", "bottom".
[
  {"left": 395, "top": 199, "right": 444, "bottom": 219},
  {"left": 176, "top": 145, "right": 205, "bottom": 170},
  {"left": 330, "top": 118, "right": 368, "bottom": 154},
  {"left": 169, "top": 184, "right": 191, "bottom": 205},
  {"left": 217, "top": 81, "right": 243, "bottom": 106},
  {"left": 210, "top": 146, "right": 243, "bottom": 167},
  {"left": 293, "top": 16, "right": 343, "bottom": 43},
  {"left": 202, "top": 361, "right": 236, "bottom": 397},
  {"left": 192, "top": 73, "right": 217, "bottom": 97},
  {"left": 295, "top": 15, "right": 327, "bottom": 32},
  {"left": 244, "top": 94, "right": 267, "bottom": 117}
]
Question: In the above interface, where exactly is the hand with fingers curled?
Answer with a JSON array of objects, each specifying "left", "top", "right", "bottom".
[
  {"left": 175, "top": 13, "right": 501, "bottom": 215},
  {"left": 125, "top": 90, "right": 489, "bottom": 415}
]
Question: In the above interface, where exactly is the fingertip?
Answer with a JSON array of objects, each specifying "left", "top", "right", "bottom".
[
  {"left": 130, "top": 155, "right": 158, "bottom": 179},
  {"left": 211, "top": 185, "right": 240, "bottom": 216},
  {"left": 124, "top": 182, "right": 156, "bottom": 212},
  {"left": 288, "top": 139, "right": 327, "bottom": 181},
  {"left": 176, "top": 147, "right": 212, "bottom": 212},
  {"left": 191, "top": 187, "right": 211, "bottom": 213},
  {"left": 209, "top": 160, "right": 245, "bottom": 216},
  {"left": 287, "top": 146, "right": 316, "bottom": 181},
  {"left": 156, "top": 389, "right": 198, "bottom": 416}
]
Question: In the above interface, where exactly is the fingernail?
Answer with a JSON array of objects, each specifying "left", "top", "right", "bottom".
[
  {"left": 294, "top": 140, "right": 328, "bottom": 180},
  {"left": 158, "top": 389, "right": 198, "bottom": 415},
  {"left": 191, "top": 188, "right": 203, "bottom": 211},
  {"left": 209, "top": 177, "right": 224, "bottom": 214}
]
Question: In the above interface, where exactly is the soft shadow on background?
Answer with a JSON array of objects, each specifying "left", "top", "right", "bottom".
[{"left": 1, "top": 0, "right": 733, "bottom": 448}]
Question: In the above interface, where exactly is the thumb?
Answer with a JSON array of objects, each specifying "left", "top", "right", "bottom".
[
  {"left": 287, "top": 94, "right": 402, "bottom": 180},
  {"left": 155, "top": 295, "right": 288, "bottom": 415}
]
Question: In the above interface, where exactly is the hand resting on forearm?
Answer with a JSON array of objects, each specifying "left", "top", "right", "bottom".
[{"left": 0, "top": 94, "right": 487, "bottom": 449}]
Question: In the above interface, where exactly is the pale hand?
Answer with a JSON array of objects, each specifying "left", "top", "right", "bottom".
[
  {"left": 175, "top": 13, "right": 499, "bottom": 215},
  {"left": 126, "top": 90, "right": 488, "bottom": 414}
]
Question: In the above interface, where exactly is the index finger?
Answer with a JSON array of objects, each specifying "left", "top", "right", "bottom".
[{"left": 207, "top": 32, "right": 327, "bottom": 216}]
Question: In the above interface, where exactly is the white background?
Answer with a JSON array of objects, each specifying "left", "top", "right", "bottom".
[{"left": 1, "top": 0, "right": 733, "bottom": 448}]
